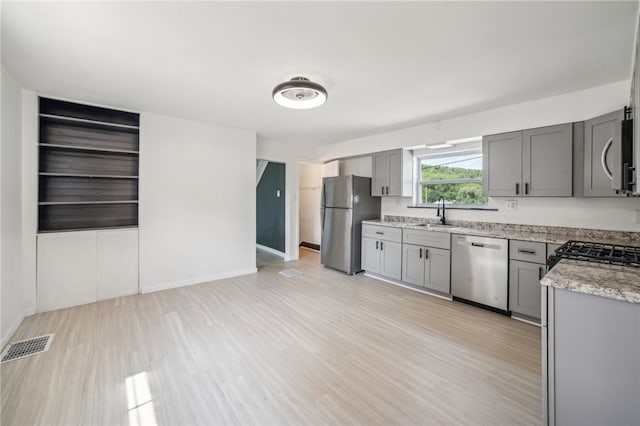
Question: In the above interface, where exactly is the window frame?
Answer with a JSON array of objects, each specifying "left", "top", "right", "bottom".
[{"left": 415, "top": 148, "right": 488, "bottom": 207}]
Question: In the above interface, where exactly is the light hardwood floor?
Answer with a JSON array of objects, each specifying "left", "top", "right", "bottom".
[
  {"left": 256, "top": 247, "right": 285, "bottom": 268},
  {"left": 1, "top": 250, "right": 541, "bottom": 425}
]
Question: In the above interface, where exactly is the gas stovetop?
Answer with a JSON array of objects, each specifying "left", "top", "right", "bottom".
[{"left": 547, "top": 240, "right": 640, "bottom": 270}]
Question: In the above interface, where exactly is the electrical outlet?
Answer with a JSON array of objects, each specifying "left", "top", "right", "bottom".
[{"left": 505, "top": 200, "right": 517, "bottom": 210}]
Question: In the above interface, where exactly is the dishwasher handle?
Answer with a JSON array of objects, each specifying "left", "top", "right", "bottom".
[{"left": 471, "top": 242, "right": 485, "bottom": 248}]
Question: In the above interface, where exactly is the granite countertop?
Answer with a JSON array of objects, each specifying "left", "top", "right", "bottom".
[
  {"left": 361, "top": 219, "right": 640, "bottom": 246},
  {"left": 541, "top": 259, "right": 640, "bottom": 304},
  {"left": 363, "top": 217, "right": 640, "bottom": 303}
]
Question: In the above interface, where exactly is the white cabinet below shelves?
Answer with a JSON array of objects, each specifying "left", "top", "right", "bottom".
[
  {"left": 37, "top": 231, "right": 97, "bottom": 313},
  {"left": 96, "top": 229, "right": 138, "bottom": 301},
  {"left": 37, "top": 228, "right": 138, "bottom": 312}
]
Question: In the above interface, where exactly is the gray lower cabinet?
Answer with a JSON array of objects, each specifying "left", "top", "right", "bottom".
[
  {"left": 544, "top": 287, "right": 640, "bottom": 426},
  {"left": 583, "top": 109, "right": 626, "bottom": 197},
  {"left": 362, "top": 236, "right": 381, "bottom": 274},
  {"left": 509, "top": 260, "right": 544, "bottom": 319},
  {"left": 380, "top": 240, "right": 402, "bottom": 280},
  {"left": 508, "top": 240, "right": 547, "bottom": 320},
  {"left": 402, "top": 243, "right": 451, "bottom": 293},
  {"left": 483, "top": 124, "right": 573, "bottom": 197},
  {"left": 361, "top": 235, "right": 402, "bottom": 280}
]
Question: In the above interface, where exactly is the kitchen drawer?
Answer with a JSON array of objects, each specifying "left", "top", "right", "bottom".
[
  {"left": 362, "top": 224, "right": 402, "bottom": 243},
  {"left": 509, "top": 240, "right": 546, "bottom": 264},
  {"left": 402, "top": 229, "right": 450, "bottom": 249}
]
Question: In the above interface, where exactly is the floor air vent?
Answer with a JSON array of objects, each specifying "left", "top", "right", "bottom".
[
  {"left": 1, "top": 334, "right": 54, "bottom": 363},
  {"left": 279, "top": 269, "right": 303, "bottom": 278}
]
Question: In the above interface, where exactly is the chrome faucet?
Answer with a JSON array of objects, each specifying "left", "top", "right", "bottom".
[{"left": 436, "top": 196, "right": 446, "bottom": 225}]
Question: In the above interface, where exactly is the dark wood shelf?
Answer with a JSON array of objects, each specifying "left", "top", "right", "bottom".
[
  {"left": 39, "top": 172, "right": 138, "bottom": 179},
  {"left": 39, "top": 143, "right": 139, "bottom": 155},
  {"left": 39, "top": 113, "right": 139, "bottom": 130},
  {"left": 39, "top": 201, "right": 139, "bottom": 206}
]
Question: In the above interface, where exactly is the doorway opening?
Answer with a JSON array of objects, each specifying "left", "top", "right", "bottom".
[
  {"left": 298, "top": 160, "right": 339, "bottom": 264},
  {"left": 256, "top": 159, "right": 286, "bottom": 267}
]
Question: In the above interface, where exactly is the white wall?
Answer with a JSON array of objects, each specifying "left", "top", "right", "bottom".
[
  {"left": 318, "top": 80, "right": 631, "bottom": 160},
  {"left": 339, "top": 156, "right": 372, "bottom": 177},
  {"left": 21, "top": 91, "right": 37, "bottom": 316},
  {"left": 318, "top": 80, "right": 640, "bottom": 232},
  {"left": 1, "top": 69, "right": 25, "bottom": 346},
  {"left": 299, "top": 162, "right": 322, "bottom": 246},
  {"left": 138, "top": 113, "right": 257, "bottom": 293},
  {"left": 382, "top": 197, "right": 640, "bottom": 232}
]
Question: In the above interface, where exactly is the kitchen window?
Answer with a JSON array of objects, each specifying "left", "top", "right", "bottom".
[{"left": 416, "top": 149, "right": 488, "bottom": 206}]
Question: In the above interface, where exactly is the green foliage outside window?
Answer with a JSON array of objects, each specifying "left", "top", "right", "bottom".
[{"left": 419, "top": 154, "right": 489, "bottom": 205}]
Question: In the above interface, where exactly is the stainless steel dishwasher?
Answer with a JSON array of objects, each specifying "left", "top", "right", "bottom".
[{"left": 451, "top": 234, "right": 509, "bottom": 312}]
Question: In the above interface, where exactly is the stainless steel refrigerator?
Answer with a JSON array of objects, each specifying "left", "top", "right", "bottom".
[{"left": 321, "top": 176, "right": 380, "bottom": 274}]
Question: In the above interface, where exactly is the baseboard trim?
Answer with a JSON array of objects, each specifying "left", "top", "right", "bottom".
[
  {"left": 1, "top": 311, "right": 26, "bottom": 350},
  {"left": 140, "top": 267, "right": 258, "bottom": 294},
  {"left": 299, "top": 241, "right": 320, "bottom": 251},
  {"left": 363, "top": 272, "right": 453, "bottom": 301},
  {"left": 256, "top": 244, "right": 285, "bottom": 257}
]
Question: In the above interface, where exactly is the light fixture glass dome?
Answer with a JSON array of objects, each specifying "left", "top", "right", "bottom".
[{"left": 272, "top": 77, "right": 327, "bottom": 109}]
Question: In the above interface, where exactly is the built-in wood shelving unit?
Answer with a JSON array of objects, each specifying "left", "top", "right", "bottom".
[{"left": 38, "top": 98, "right": 140, "bottom": 232}]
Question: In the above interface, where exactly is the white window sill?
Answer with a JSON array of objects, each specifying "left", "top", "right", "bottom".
[{"left": 408, "top": 205, "right": 498, "bottom": 211}]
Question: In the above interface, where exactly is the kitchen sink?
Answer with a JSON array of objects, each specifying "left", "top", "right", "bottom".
[{"left": 408, "top": 223, "right": 457, "bottom": 229}]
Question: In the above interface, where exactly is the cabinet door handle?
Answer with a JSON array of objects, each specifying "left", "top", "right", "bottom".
[
  {"left": 381, "top": 186, "right": 385, "bottom": 195},
  {"left": 517, "top": 248, "right": 536, "bottom": 255},
  {"left": 376, "top": 241, "right": 379, "bottom": 250},
  {"left": 419, "top": 248, "right": 422, "bottom": 258},
  {"left": 471, "top": 242, "right": 485, "bottom": 248},
  {"left": 375, "top": 231, "right": 384, "bottom": 235},
  {"left": 424, "top": 249, "right": 429, "bottom": 259},
  {"left": 525, "top": 182, "right": 529, "bottom": 195},
  {"left": 515, "top": 182, "right": 520, "bottom": 195},
  {"left": 385, "top": 186, "right": 389, "bottom": 195},
  {"left": 539, "top": 266, "right": 544, "bottom": 280},
  {"left": 380, "top": 241, "right": 384, "bottom": 251},
  {"left": 601, "top": 137, "right": 614, "bottom": 180}
]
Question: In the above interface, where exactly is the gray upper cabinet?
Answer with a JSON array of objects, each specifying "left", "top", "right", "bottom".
[
  {"left": 583, "top": 109, "right": 626, "bottom": 197},
  {"left": 483, "top": 131, "right": 523, "bottom": 196},
  {"left": 371, "top": 152, "right": 389, "bottom": 196},
  {"left": 483, "top": 124, "right": 573, "bottom": 197},
  {"left": 371, "top": 149, "right": 413, "bottom": 197},
  {"left": 523, "top": 124, "right": 573, "bottom": 196}
]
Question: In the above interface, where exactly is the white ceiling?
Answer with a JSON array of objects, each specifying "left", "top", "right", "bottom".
[{"left": 2, "top": 1, "right": 638, "bottom": 148}]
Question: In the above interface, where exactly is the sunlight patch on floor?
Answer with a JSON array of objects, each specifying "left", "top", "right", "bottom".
[{"left": 126, "top": 372, "right": 157, "bottom": 426}]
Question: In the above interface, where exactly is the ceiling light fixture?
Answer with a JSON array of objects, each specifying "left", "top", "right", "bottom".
[{"left": 272, "top": 77, "right": 327, "bottom": 110}]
